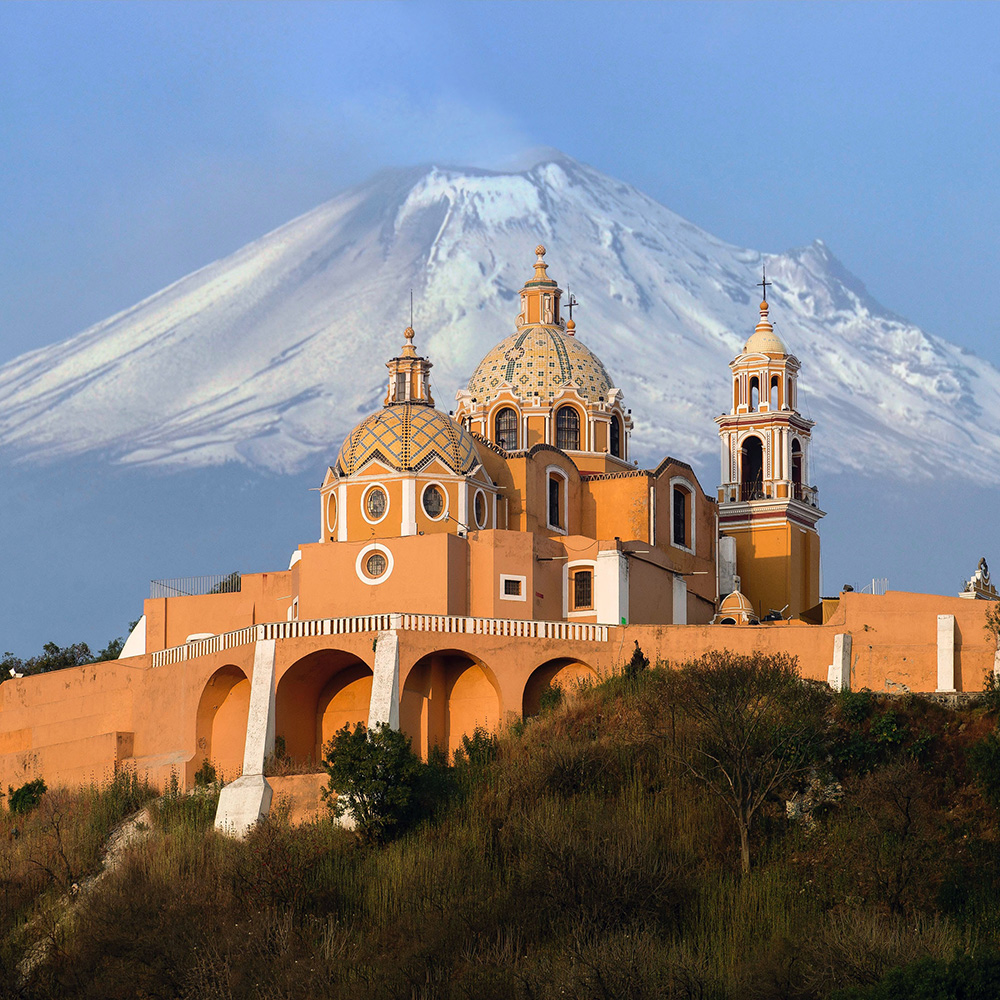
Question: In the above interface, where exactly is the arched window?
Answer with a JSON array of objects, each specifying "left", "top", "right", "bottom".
[
  {"left": 791, "top": 439, "right": 802, "bottom": 498},
  {"left": 556, "top": 406, "right": 580, "bottom": 451},
  {"left": 741, "top": 436, "right": 764, "bottom": 501},
  {"left": 672, "top": 486, "right": 689, "bottom": 547},
  {"left": 770, "top": 375, "right": 779, "bottom": 410},
  {"left": 749, "top": 377, "right": 759, "bottom": 412},
  {"left": 494, "top": 407, "right": 518, "bottom": 450},
  {"left": 787, "top": 375, "right": 795, "bottom": 410},
  {"left": 610, "top": 415, "right": 621, "bottom": 458}
]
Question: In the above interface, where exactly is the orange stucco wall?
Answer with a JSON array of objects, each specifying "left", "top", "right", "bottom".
[{"left": 3, "top": 591, "right": 995, "bottom": 800}]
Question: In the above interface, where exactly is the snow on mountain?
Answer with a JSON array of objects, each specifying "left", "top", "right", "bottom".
[{"left": 2, "top": 151, "right": 998, "bottom": 483}]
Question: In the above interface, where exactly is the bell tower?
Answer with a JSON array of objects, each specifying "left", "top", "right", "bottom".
[{"left": 715, "top": 271, "right": 824, "bottom": 619}]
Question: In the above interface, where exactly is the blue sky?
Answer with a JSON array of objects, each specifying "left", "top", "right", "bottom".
[{"left": 2, "top": 1, "right": 999, "bottom": 366}]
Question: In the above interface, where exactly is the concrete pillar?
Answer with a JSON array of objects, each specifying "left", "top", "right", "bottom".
[
  {"left": 672, "top": 575, "right": 688, "bottom": 625},
  {"left": 215, "top": 637, "right": 276, "bottom": 836},
  {"left": 937, "top": 614, "right": 956, "bottom": 692},
  {"left": 368, "top": 618, "right": 401, "bottom": 730},
  {"left": 595, "top": 549, "right": 629, "bottom": 626},
  {"left": 827, "top": 633, "right": 852, "bottom": 691},
  {"left": 718, "top": 536, "right": 737, "bottom": 598}
]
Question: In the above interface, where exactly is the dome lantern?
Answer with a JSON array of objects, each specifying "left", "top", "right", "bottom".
[
  {"left": 385, "top": 325, "right": 434, "bottom": 407},
  {"left": 517, "top": 245, "right": 563, "bottom": 329}
]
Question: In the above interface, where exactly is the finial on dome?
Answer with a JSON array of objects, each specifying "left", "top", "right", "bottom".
[
  {"left": 566, "top": 318, "right": 576, "bottom": 335},
  {"left": 400, "top": 324, "right": 417, "bottom": 357},
  {"left": 404, "top": 325, "right": 415, "bottom": 343},
  {"left": 532, "top": 244, "right": 550, "bottom": 281}
]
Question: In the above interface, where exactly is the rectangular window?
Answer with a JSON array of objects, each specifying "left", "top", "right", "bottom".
[
  {"left": 573, "top": 570, "right": 593, "bottom": 610},
  {"left": 548, "top": 476, "right": 561, "bottom": 528},
  {"left": 395, "top": 372, "right": 407, "bottom": 401},
  {"left": 499, "top": 574, "right": 527, "bottom": 602}
]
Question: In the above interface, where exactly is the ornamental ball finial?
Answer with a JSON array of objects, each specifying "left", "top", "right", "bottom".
[
  {"left": 404, "top": 326, "right": 415, "bottom": 340},
  {"left": 535, "top": 244, "right": 546, "bottom": 258}
]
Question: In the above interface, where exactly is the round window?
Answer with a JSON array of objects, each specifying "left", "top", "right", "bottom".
[
  {"left": 422, "top": 484, "right": 444, "bottom": 519},
  {"left": 365, "top": 552, "right": 387, "bottom": 578},
  {"left": 474, "top": 490, "right": 487, "bottom": 528},
  {"left": 365, "top": 487, "right": 387, "bottom": 520}
]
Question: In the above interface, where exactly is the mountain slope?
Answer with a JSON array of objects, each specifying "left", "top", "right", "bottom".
[{"left": 2, "top": 152, "right": 997, "bottom": 482}]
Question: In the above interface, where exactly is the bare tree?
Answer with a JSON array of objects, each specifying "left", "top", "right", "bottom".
[{"left": 666, "top": 651, "right": 827, "bottom": 874}]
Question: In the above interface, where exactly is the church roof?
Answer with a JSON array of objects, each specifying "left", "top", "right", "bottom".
[
  {"left": 336, "top": 403, "right": 479, "bottom": 476},
  {"left": 466, "top": 324, "right": 615, "bottom": 407}
]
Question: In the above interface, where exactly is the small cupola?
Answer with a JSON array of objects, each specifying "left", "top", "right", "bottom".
[
  {"left": 384, "top": 326, "right": 434, "bottom": 406},
  {"left": 517, "top": 245, "right": 563, "bottom": 329}
]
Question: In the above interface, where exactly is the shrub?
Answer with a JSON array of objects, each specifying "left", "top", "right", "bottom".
[
  {"left": 625, "top": 640, "right": 650, "bottom": 680},
  {"left": 193, "top": 758, "right": 218, "bottom": 787},
  {"left": 322, "top": 722, "right": 426, "bottom": 844},
  {"left": 8, "top": 777, "right": 47, "bottom": 815},
  {"left": 968, "top": 731, "right": 1000, "bottom": 808},
  {"left": 830, "top": 952, "right": 1000, "bottom": 1000}
]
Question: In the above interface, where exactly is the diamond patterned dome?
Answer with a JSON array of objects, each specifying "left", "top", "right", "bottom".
[
  {"left": 337, "top": 403, "right": 479, "bottom": 476},
  {"left": 466, "top": 326, "right": 615, "bottom": 406}
]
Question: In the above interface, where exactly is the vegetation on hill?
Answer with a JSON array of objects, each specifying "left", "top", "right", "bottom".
[
  {"left": 3, "top": 652, "right": 1000, "bottom": 999},
  {"left": 1, "top": 623, "right": 140, "bottom": 680}
]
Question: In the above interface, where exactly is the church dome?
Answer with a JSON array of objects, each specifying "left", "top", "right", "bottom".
[
  {"left": 337, "top": 403, "right": 479, "bottom": 476},
  {"left": 467, "top": 325, "right": 615, "bottom": 407},
  {"left": 742, "top": 301, "right": 787, "bottom": 355}
]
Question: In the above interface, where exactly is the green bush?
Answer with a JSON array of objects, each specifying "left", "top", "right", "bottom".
[
  {"left": 322, "top": 722, "right": 426, "bottom": 844},
  {"left": 968, "top": 731, "right": 1000, "bottom": 808},
  {"left": 8, "top": 777, "right": 46, "bottom": 815},
  {"left": 830, "top": 952, "right": 1000, "bottom": 1000},
  {"left": 193, "top": 758, "right": 218, "bottom": 787}
]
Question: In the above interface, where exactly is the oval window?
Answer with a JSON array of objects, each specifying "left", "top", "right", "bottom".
[
  {"left": 326, "top": 493, "right": 338, "bottom": 536},
  {"left": 365, "top": 487, "right": 387, "bottom": 520},
  {"left": 422, "top": 484, "right": 444, "bottom": 519},
  {"left": 365, "top": 552, "right": 387, "bottom": 578},
  {"left": 474, "top": 490, "right": 487, "bottom": 528}
]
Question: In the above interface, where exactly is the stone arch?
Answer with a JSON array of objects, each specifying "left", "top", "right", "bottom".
[
  {"left": 195, "top": 664, "right": 251, "bottom": 781},
  {"left": 522, "top": 657, "right": 597, "bottom": 717},
  {"left": 400, "top": 649, "right": 501, "bottom": 759},
  {"left": 275, "top": 650, "right": 373, "bottom": 768}
]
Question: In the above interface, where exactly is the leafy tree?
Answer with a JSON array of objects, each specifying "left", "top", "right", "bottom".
[
  {"left": 668, "top": 650, "right": 827, "bottom": 874},
  {"left": 968, "top": 731, "right": 1000, "bottom": 808},
  {"left": 1, "top": 619, "right": 141, "bottom": 680},
  {"left": 322, "top": 722, "right": 426, "bottom": 844}
]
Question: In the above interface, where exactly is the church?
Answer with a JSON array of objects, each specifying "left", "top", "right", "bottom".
[{"left": 1, "top": 247, "right": 994, "bottom": 831}]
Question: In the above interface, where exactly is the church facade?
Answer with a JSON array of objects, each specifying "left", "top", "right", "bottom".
[{"left": 1, "top": 248, "right": 995, "bottom": 829}]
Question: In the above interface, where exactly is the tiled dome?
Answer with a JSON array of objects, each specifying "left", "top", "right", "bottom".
[
  {"left": 466, "top": 325, "right": 615, "bottom": 406},
  {"left": 337, "top": 403, "right": 479, "bottom": 476},
  {"left": 742, "top": 301, "right": 787, "bottom": 355}
]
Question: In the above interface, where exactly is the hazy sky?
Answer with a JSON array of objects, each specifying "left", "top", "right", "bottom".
[{"left": 2, "top": 1, "right": 999, "bottom": 367}]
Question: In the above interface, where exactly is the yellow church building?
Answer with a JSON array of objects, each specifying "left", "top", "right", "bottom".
[{"left": 1, "top": 247, "right": 994, "bottom": 832}]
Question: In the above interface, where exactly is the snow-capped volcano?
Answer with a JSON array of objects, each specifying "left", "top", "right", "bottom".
[{"left": 1, "top": 151, "right": 997, "bottom": 482}]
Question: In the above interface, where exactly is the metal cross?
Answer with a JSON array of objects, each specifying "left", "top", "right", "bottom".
[
  {"left": 757, "top": 267, "right": 771, "bottom": 301},
  {"left": 565, "top": 288, "right": 579, "bottom": 320}
]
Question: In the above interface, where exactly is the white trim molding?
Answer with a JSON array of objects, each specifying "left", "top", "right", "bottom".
[
  {"left": 563, "top": 559, "right": 597, "bottom": 618},
  {"left": 355, "top": 543, "right": 394, "bottom": 585},
  {"left": 360, "top": 483, "right": 390, "bottom": 525},
  {"left": 499, "top": 574, "right": 527, "bottom": 602}
]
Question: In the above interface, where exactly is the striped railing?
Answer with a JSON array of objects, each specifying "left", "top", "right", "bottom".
[{"left": 150, "top": 614, "right": 608, "bottom": 667}]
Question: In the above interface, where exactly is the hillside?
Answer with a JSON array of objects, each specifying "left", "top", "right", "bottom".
[
  {"left": 2, "top": 152, "right": 999, "bottom": 481},
  {"left": 4, "top": 654, "right": 1000, "bottom": 999}
]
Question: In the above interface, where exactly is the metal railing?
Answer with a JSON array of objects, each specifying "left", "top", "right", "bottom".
[
  {"left": 150, "top": 613, "right": 609, "bottom": 667},
  {"left": 150, "top": 573, "right": 241, "bottom": 599}
]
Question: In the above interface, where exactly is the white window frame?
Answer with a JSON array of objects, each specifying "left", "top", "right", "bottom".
[
  {"left": 361, "top": 482, "right": 390, "bottom": 525},
  {"left": 420, "top": 480, "right": 449, "bottom": 522},
  {"left": 564, "top": 559, "right": 597, "bottom": 618},
  {"left": 355, "top": 543, "right": 394, "bottom": 585},
  {"left": 669, "top": 475, "right": 696, "bottom": 555},
  {"left": 499, "top": 573, "right": 527, "bottom": 602},
  {"left": 325, "top": 491, "right": 337, "bottom": 537},
  {"left": 545, "top": 465, "right": 569, "bottom": 535},
  {"left": 473, "top": 488, "right": 489, "bottom": 529}
]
